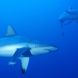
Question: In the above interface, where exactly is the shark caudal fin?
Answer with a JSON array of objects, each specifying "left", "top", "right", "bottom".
[{"left": 6, "top": 25, "right": 16, "bottom": 36}]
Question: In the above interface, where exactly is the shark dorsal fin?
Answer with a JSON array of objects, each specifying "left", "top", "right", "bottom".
[{"left": 6, "top": 25, "right": 16, "bottom": 36}]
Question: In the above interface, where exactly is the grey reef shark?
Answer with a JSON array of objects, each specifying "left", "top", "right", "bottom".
[
  {"left": 59, "top": 8, "right": 78, "bottom": 36},
  {"left": 0, "top": 25, "right": 57, "bottom": 74}
]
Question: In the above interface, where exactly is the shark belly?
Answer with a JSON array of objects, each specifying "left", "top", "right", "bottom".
[
  {"left": 0, "top": 42, "right": 28, "bottom": 57},
  {"left": 0, "top": 45, "right": 17, "bottom": 57},
  {"left": 0, "top": 48, "right": 16, "bottom": 57}
]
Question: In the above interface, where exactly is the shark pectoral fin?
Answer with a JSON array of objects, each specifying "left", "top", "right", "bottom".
[
  {"left": 19, "top": 57, "right": 29, "bottom": 74},
  {"left": 64, "top": 20, "right": 73, "bottom": 25}
]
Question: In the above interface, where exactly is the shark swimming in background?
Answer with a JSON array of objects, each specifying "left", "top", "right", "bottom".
[
  {"left": 0, "top": 25, "right": 57, "bottom": 74},
  {"left": 59, "top": 8, "right": 78, "bottom": 25},
  {"left": 58, "top": 8, "right": 78, "bottom": 36}
]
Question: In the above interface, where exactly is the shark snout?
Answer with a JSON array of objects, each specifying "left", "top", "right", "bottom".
[{"left": 30, "top": 46, "right": 57, "bottom": 56}]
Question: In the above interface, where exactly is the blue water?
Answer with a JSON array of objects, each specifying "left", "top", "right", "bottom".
[{"left": 0, "top": 0, "right": 78, "bottom": 78}]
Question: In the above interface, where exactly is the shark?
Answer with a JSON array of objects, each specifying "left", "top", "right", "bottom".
[
  {"left": 0, "top": 25, "right": 57, "bottom": 74},
  {"left": 58, "top": 8, "right": 78, "bottom": 36},
  {"left": 59, "top": 8, "right": 78, "bottom": 25}
]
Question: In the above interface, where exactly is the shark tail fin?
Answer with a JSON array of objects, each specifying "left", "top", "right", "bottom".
[{"left": 6, "top": 25, "right": 16, "bottom": 36}]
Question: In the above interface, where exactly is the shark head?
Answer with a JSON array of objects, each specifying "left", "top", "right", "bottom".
[{"left": 30, "top": 46, "right": 57, "bottom": 56}]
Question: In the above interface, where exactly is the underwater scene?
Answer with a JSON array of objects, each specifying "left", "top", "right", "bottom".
[{"left": 0, "top": 0, "right": 78, "bottom": 78}]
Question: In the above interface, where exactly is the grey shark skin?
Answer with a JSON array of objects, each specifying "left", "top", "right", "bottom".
[
  {"left": 59, "top": 9, "right": 78, "bottom": 25},
  {"left": 0, "top": 25, "right": 57, "bottom": 74}
]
